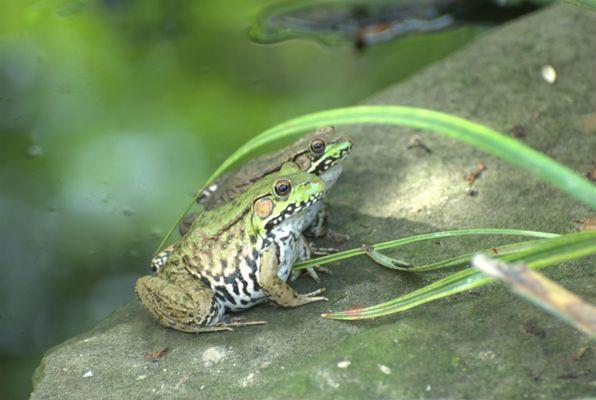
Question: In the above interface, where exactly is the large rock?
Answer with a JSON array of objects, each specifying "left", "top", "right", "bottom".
[{"left": 31, "top": 4, "right": 595, "bottom": 399}]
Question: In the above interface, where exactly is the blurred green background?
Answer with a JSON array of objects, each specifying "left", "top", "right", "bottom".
[{"left": 0, "top": 0, "right": 536, "bottom": 398}]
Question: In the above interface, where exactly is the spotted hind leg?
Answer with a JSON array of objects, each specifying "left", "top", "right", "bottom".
[{"left": 135, "top": 272, "right": 226, "bottom": 333}]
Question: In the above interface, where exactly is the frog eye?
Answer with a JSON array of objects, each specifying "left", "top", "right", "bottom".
[
  {"left": 294, "top": 154, "right": 311, "bottom": 171},
  {"left": 309, "top": 138, "right": 326, "bottom": 154},
  {"left": 274, "top": 179, "right": 292, "bottom": 197}
]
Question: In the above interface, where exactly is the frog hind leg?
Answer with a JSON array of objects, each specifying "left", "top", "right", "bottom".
[
  {"left": 135, "top": 274, "right": 225, "bottom": 333},
  {"left": 258, "top": 246, "right": 328, "bottom": 307}
]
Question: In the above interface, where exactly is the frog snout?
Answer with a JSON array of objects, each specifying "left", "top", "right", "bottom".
[{"left": 302, "top": 180, "right": 320, "bottom": 190}]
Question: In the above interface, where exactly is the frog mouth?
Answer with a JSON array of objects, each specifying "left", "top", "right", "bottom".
[
  {"left": 265, "top": 192, "right": 323, "bottom": 229},
  {"left": 312, "top": 148, "right": 351, "bottom": 175}
]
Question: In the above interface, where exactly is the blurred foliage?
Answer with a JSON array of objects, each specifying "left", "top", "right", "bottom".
[{"left": 0, "top": 0, "right": 520, "bottom": 397}]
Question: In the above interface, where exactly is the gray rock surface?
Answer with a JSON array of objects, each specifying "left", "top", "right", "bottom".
[{"left": 31, "top": 4, "right": 595, "bottom": 399}]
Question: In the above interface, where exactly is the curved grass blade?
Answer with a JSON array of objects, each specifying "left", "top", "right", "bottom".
[
  {"left": 155, "top": 105, "right": 595, "bottom": 254},
  {"left": 365, "top": 238, "right": 555, "bottom": 272},
  {"left": 364, "top": 246, "right": 414, "bottom": 270},
  {"left": 473, "top": 254, "right": 596, "bottom": 338},
  {"left": 323, "top": 231, "right": 596, "bottom": 320},
  {"left": 293, "top": 228, "right": 559, "bottom": 271},
  {"left": 209, "top": 106, "right": 596, "bottom": 209}
]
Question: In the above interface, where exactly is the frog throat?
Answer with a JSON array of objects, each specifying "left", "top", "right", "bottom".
[{"left": 264, "top": 192, "right": 323, "bottom": 230}]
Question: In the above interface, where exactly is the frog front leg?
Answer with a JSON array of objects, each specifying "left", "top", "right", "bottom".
[
  {"left": 258, "top": 246, "right": 328, "bottom": 307},
  {"left": 304, "top": 201, "right": 350, "bottom": 243},
  {"left": 290, "top": 234, "right": 333, "bottom": 283},
  {"left": 304, "top": 204, "right": 328, "bottom": 239}
]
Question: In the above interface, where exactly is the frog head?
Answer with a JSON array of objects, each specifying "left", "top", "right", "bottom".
[
  {"left": 292, "top": 126, "right": 352, "bottom": 188},
  {"left": 251, "top": 162, "right": 325, "bottom": 234}
]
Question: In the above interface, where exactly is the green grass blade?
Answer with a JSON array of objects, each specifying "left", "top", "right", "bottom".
[
  {"left": 367, "top": 238, "right": 555, "bottom": 272},
  {"left": 293, "top": 228, "right": 559, "bottom": 270},
  {"left": 207, "top": 106, "right": 596, "bottom": 209},
  {"left": 565, "top": 0, "right": 596, "bottom": 8},
  {"left": 323, "top": 231, "right": 596, "bottom": 320},
  {"left": 364, "top": 247, "right": 414, "bottom": 270}
]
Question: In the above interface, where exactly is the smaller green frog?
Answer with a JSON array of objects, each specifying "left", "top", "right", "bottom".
[
  {"left": 178, "top": 126, "right": 352, "bottom": 237},
  {"left": 136, "top": 163, "right": 328, "bottom": 333},
  {"left": 155, "top": 127, "right": 352, "bottom": 281}
]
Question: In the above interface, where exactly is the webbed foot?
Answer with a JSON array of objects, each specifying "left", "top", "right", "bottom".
[{"left": 301, "top": 288, "right": 328, "bottom": 302}]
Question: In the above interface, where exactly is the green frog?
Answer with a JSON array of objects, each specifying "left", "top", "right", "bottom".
[
  {"left": 136, "top": 163, "right": 328, "bottom": 333},
  {"left": 178, "top": 126, "right": 352, "bottom": 237},
  {"left": 153, "top": 126, "right": 353, "bottom": 280}
]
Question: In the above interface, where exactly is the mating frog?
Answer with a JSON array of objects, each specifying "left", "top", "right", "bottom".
[
  {"left": 178, "top": 126, "right": 352, "bottom": 237},
  {"left": 136, "top": 163, "right": 328, "bottom": 332}
]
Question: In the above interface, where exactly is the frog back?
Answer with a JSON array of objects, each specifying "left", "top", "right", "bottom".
[
  {"left": 200, "top": 134, "right": 321, "bottom": 209},
  {"left": 167, "top": 207, "right": 266, "bottom": 311}
]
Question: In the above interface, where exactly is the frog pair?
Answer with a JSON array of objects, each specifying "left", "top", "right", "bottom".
[{"left": 135, "top": 127, "right": 352, "bottom": 332}]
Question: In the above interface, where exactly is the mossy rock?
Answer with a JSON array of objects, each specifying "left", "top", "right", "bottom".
[{"left": 31, "top": 4, "right": 595, "bottom": 399}]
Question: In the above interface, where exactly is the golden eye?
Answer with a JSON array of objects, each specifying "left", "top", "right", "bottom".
[
  {"left": 310, "top": 138, "right": 326, "bottom": 154},
  {"left": 274, "top": 179, "right": 292, "bottom": 197}
]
